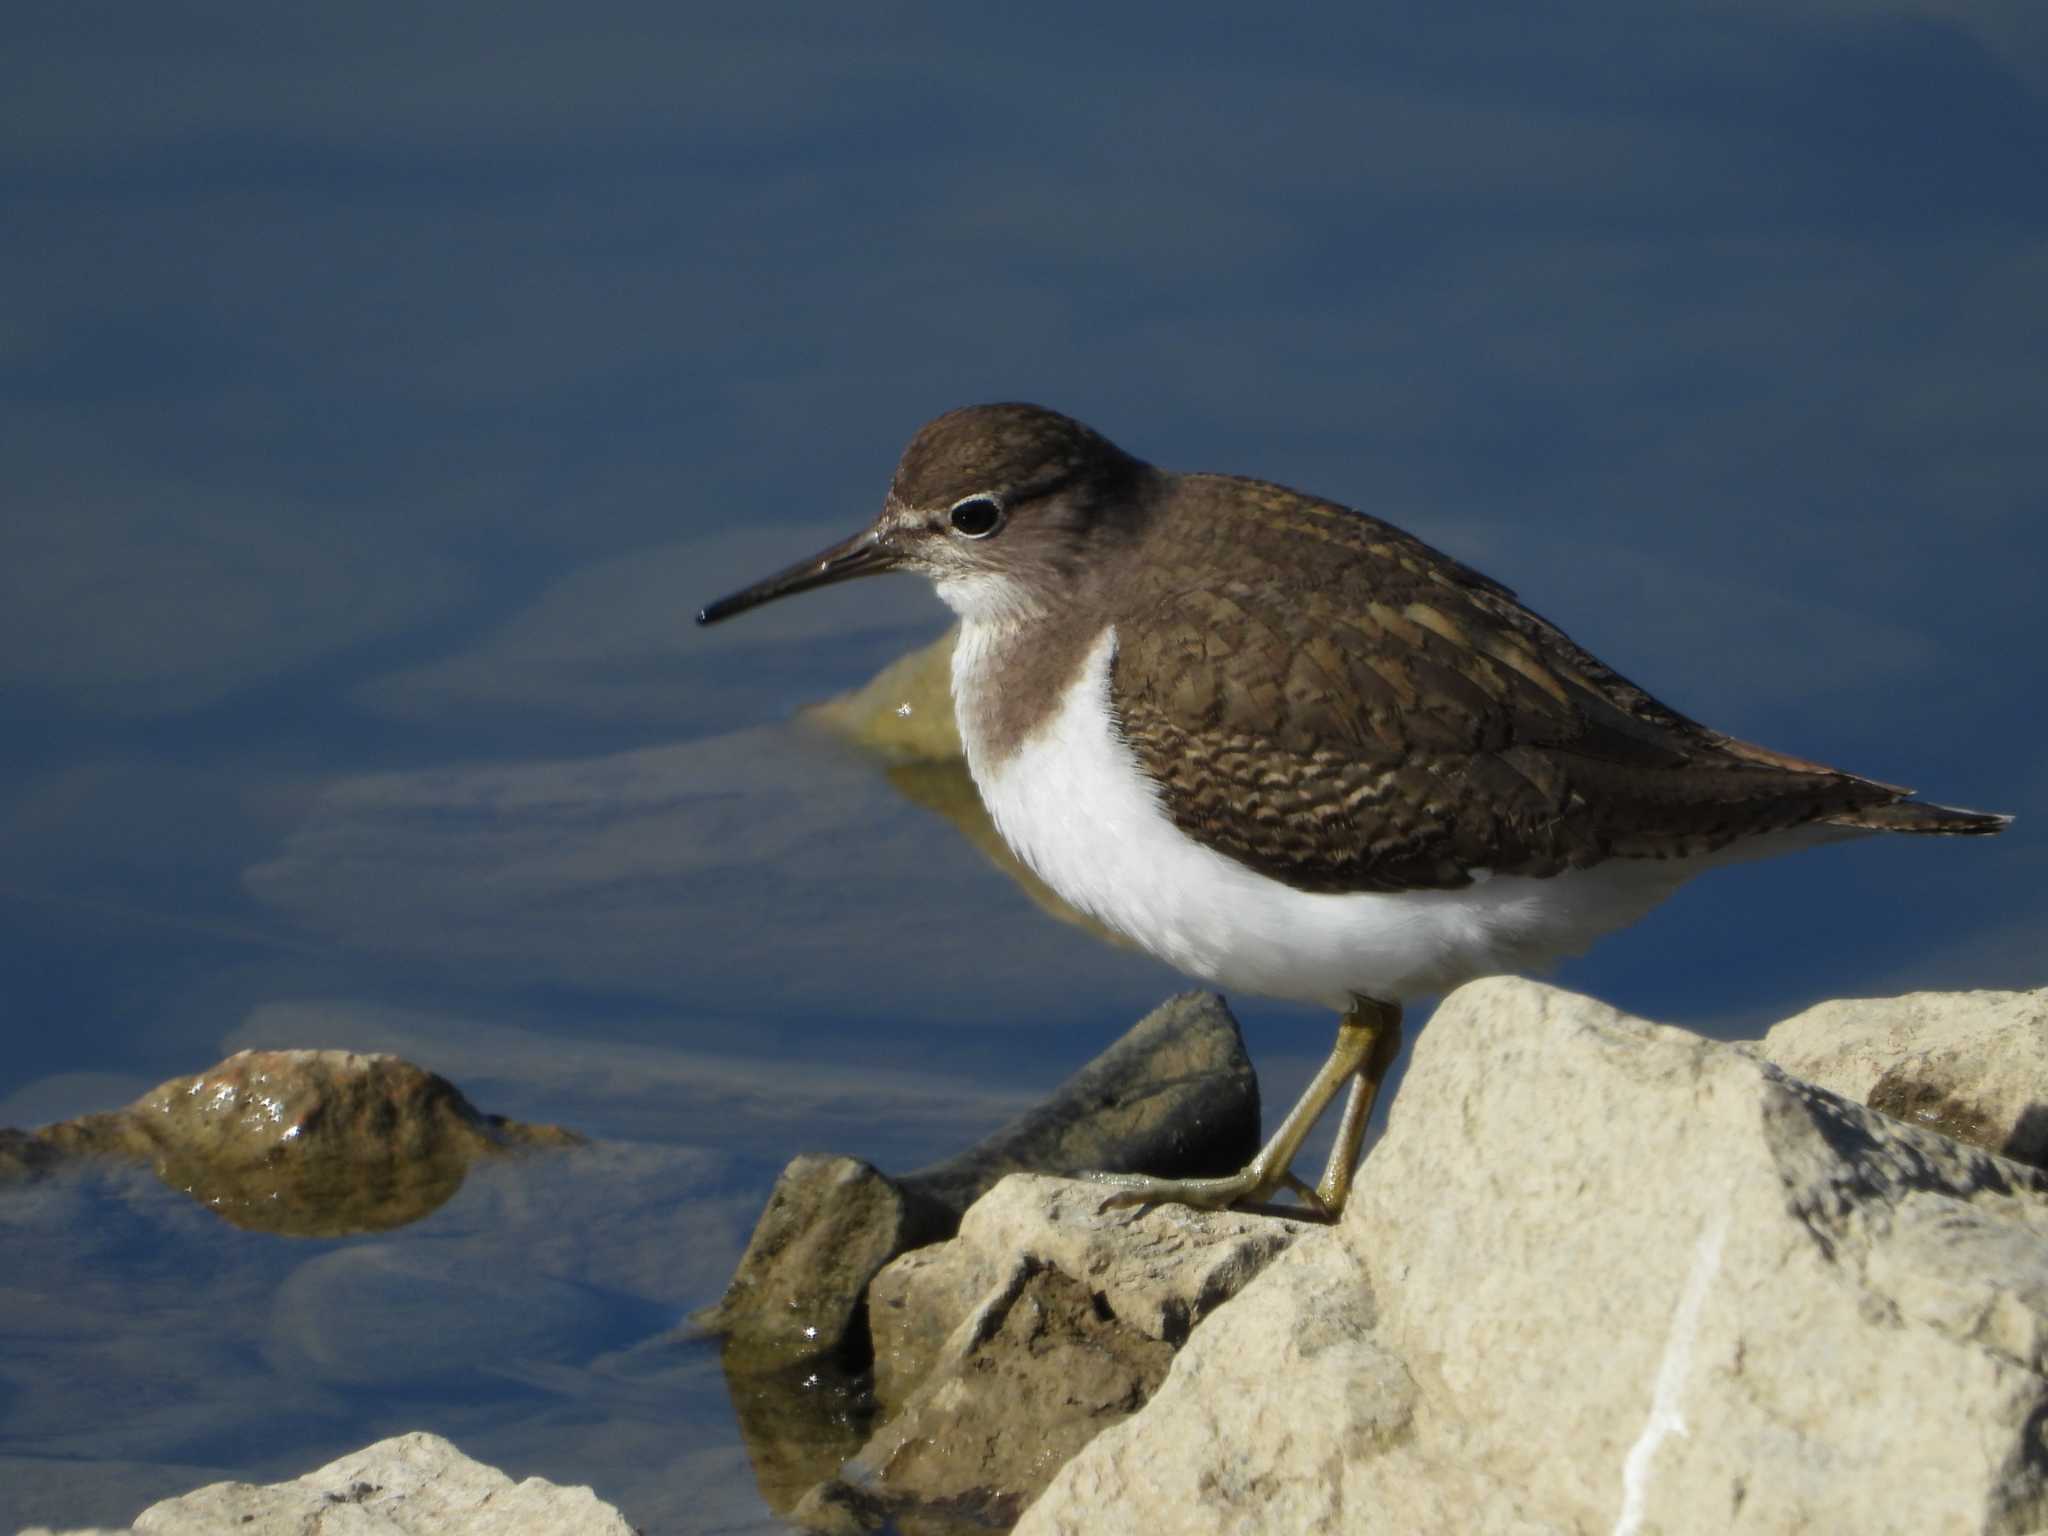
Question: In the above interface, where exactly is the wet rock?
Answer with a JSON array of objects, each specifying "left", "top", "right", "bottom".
[
  {"left": 13, "top": 1049, "right": 582, "bottom": 1236},
  {"left": 701, "top": 1153, "right": 955, "bottom": 1369},
  {"left": 789, "top": 1478, "right": 890, "bottom": 1534},
  {"left": 130, "top": 1430, "right": 634, "bottom": 1534},
  {"left": 717, "top": 1352, "right": 877, "bottom": 1523},
  {"left": 1755, "top": 987, "right": 2048, "bottom": 1167},
  {"left": 1020, "top": 978, "right": 2048, "bottom": 1536},
  {"left": 698, "top": 992, "right": 1258, "bottom": 1368},
  {"left": 901, "top": 992, "right": 1259, "bottom": 1217},
  {"left": 0, "top": 1126, "right": 65, "bottom": 1179},
  {"left": 798, "top": 1174, "right": 1301, "bottom": 1530}
]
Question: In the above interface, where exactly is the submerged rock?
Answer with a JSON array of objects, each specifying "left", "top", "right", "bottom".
[
  {"left": 1020, "top": 978, "right": 2048, "bottom": 1536},
  {"left": 699, "top": 991, "right": 1258, "bottom": 1370},
  {"left": 12, "top": 1049, "right": 581, "bottom": 1236},
  {"left": 804, "top": 624, "right": 1135, "bottom": 949},
  {"left": 0, "top": 1126, "right": 64, "bottom": 1179},
  {"left": 801, "top": 624, "right": 961, "bottom": 762}
]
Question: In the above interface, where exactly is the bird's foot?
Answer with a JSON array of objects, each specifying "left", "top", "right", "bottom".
[
  {"left": 1085, "top": 1165, "right": 1335, "bottom": 1223},
  {"left": 1082, "top": 998, "right": 1402, "bottom": 1224}
]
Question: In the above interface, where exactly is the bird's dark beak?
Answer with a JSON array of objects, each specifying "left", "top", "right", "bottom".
[{"left": 696, "top": 525, "right": 902, "bottom": 625}]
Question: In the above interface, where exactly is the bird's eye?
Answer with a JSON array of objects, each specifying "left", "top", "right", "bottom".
[{"left": 948, "top": 495, "right": 1003, "bottom": 539}]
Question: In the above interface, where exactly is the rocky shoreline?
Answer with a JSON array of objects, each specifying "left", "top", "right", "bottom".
[{"left": 15, "top": 978, "right": 2047, "bottom": 1535}]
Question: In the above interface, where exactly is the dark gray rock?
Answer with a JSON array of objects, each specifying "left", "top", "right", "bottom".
[
  {"left": 697, "top": 992, "right": 1258, "bottom": 1370},
  {"left": 698, "top": 1153, "right": 953, "bottom": 1370}
]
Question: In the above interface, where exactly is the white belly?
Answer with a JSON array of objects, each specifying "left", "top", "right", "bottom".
[{"left": 953, "top": 624, "right": 1752, "bottom": 1010}]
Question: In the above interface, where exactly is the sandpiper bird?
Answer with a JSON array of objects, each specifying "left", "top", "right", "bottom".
[{"left": 698, "top": 403, "right": 2011, "bottom": 1217}]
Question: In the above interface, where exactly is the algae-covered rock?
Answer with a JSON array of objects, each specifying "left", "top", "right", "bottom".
[
  {"left": 15, "top": 1049, "right": 581, "bottom": 1236},
  {"left": 801, "top": 625, "right": 961, "bottom": 762}
]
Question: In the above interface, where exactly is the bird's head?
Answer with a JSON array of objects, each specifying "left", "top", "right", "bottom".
[{"left": 698, "top": 403, "right": 1154, "bottom": 629}]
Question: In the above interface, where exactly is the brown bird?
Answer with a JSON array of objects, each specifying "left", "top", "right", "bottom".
[{"left": 699, "top": 403, "right": 2010, "bottom": 1217}]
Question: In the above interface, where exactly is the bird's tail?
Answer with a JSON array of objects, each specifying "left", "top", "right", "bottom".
[{"left": 1825, "top": 798, "right": 2014, "bottom": 835}]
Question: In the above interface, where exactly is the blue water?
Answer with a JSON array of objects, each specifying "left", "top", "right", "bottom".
[{"left": 4, "top": 7, "right": 2043, "bottom": 1531}]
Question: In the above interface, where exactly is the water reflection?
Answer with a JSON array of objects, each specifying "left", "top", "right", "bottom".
[
  {"left": 0, "top": 708, "right": 1194, "bottom": 1530},
  {"left": 239, "top": 710, "right": 1175, "bottom": 1025},
  {"left": 0, "top": 908, "right": 1062, "bottom": 1533},
  {"left": 2, "top": 718, "right": 1078, "bottom": 1524},
  {"left": 0, "top": 1144, "right": 769, "bottom": 1532},
  {"left": 717, "top": 1350, "right": 876, "bottom": 1523}
]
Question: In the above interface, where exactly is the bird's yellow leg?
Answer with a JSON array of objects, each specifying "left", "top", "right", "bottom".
[
  {"left": 1091, "top": 998, "right": 1401, "bottom": 1220},
  {"left": 1312, "top": 999, "right": 1403, "bottom": 1214}
]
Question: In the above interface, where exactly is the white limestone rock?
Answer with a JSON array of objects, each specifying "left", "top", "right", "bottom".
[
  {"left": 867, "top": 1171, "right": 1301, "bottom": 1413},
  {"left": 1020, "top": 977, "right": 2048, "bottom": 1536},
  {"left": 131, "top": 1432, "right": 635, "bottom": 1536},
  {"left": 1757, "top": 987, "right": 2048, "bottom": 1166},
  {"left": 821, "top": 1174, "right": 1305, "bottom": 1527}
]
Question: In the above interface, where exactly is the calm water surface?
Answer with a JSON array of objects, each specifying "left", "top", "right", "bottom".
[{"left": 0, "top": 682, "right": 1230, "bottom": 1532}]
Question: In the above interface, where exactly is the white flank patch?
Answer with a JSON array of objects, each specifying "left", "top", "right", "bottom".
[
  {"left": 1613, "top": 1209, "right": 1731, "bottom": 1536},
  {"left": 954, "top": 624, "right": 1728, "bottom": 1009}
]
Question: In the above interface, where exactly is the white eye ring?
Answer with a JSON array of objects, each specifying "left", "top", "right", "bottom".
[{"left": 948, "top": 493, "right": 1004, "bottom": 539}]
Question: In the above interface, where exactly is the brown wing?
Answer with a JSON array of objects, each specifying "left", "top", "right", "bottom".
[{"left": 1108, "top": 477, "right": 1903, "bottom": 893}]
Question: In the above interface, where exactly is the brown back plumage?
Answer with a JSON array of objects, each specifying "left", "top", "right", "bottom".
[{"left": 1107, "top": 471, "right": 2007, "bottom": 893}]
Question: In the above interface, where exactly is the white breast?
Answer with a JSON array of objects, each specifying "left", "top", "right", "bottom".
[{"left": 952, "top": 624, "right": 1741, "bottom": 1010}]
